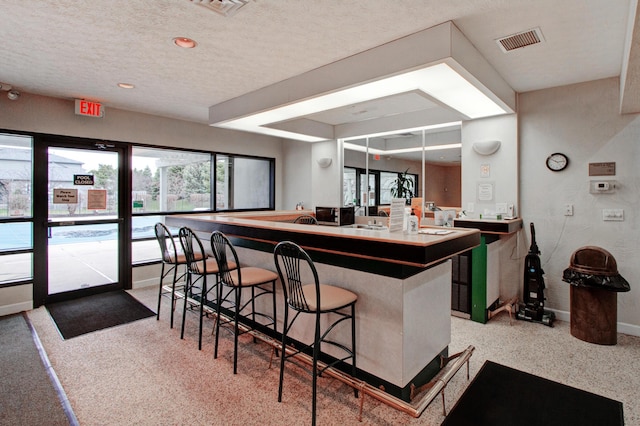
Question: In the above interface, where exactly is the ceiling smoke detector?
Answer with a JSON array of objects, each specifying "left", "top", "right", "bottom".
[
  {"left": 496, "top": 27, "right": 544, "bottom": 53},
  {"left": 188, "top": 0, "right": 250, "bottom": 17}
]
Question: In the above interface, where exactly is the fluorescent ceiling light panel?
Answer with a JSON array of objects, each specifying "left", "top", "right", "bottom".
[
  {"left": 215, "top": 63, "right": 508, "bottom": 142},
  {"left": 342, "top": 121, "right": 462, "bottom": 142},
  {"left": 343, "top": 142, "right": 461, "bottom": 155},
  {"left": 418, "top": 64, "right": 507, "bottom": 119}
]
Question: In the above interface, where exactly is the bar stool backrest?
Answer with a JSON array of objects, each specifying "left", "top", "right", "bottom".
[
  {"left": 155, "top": 222, "right": 178, "bottom": 263},
  {"left": 274, "top": 241, "right": 319, "bottom": 312},
  {"left": 210, "top": 231, "right": 241, "bottom": 286},
  {"left": 293, "top": 215, "right": 318, "bottom": 225},
  {"left": 178, "top": 227, "right": 208, "bottom": 275}
]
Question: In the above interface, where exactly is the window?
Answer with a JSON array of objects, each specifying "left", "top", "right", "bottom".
[
  {"left": 0, "top": 134, "right": 32, "bottom": 219},
  {"left": 132, "top": 147, "right": 211, "bottom": 213},
  {"left": 216, "top": 155, "right": 274, "bottom": 211},
  {"left": 131, "top": 147, "right": 275, "bottom": 263},
  {"left": 0, "top": 133, "right": 33, "bottom": 284}
]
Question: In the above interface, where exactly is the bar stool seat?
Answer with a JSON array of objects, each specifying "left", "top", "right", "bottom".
[
  {"left": 223, "top": 266, "right": 277, "bottom": 286},
  {"left": 300, "top": 284, "right": 357, "bottom": 311}
]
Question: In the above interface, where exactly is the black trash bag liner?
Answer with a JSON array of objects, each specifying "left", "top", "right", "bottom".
[{"left": 562, "top": 268, "right": 630, "bottom": 292}]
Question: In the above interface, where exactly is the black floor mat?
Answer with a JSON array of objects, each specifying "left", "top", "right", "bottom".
[
  {"left": 442, "top": 360, "right": 624, "bottom": 426},
  {"left": 46, "top": 290, "right": 155, "bottom": 339}
]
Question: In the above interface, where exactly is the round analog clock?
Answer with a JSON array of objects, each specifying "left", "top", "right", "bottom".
[{"left": 546, "top": 153, "right": 569, "bottom": 171}]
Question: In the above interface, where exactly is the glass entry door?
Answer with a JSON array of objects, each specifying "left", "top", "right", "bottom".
[{"left": 44, "top": 143, "right": 126, "bottom": 300}]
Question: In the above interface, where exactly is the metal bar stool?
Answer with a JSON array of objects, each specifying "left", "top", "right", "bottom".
[
  {"left": 273, "top": 240, "right": 358, "bottom": 426},
  {"left": 293, "top": 215, "right": 318, "bottom": 225},
  {"left": 178, "top": 227, "right": 222, "bottom": 350},
  {"left": 154, "top": 222, "right": 188, "bottom": 328},
  {"left": 210, "top": 231, "right": 278, "bottom": 374}
]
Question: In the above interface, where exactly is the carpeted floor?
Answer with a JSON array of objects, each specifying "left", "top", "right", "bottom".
[
  {"left": 24, "top": 286, "right": 640, "bottom": 425},
  {"left": 0, "top": 314, "right": 71, "bottom": 426}
]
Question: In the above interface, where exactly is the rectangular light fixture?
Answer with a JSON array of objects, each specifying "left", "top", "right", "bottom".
[{"left": 216, "top": 63, "right": 509, "bottom": 142}]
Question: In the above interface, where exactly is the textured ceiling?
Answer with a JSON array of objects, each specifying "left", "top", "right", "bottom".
[{"left": 0, "top": 0, "right": 637, "bottom": 132}]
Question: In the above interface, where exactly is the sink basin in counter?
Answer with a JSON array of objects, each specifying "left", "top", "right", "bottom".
[{"left": 343, "top": 224, "right": 388, "bottom": 231}]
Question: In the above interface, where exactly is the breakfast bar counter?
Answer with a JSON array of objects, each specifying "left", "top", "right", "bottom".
[{"left": 166, "top": 211, "right": 480, "bottom": 401}]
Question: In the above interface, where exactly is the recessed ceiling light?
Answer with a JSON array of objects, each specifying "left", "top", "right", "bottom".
[
  {"left": 173, "top": 37, "right": 197, "bottom": 48},
  {"left": 118, "top": 83, "right": 135, "bottom": 89}
]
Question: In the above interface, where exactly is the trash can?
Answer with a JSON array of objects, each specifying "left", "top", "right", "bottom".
[{"left": 562, "top": 246, "right": 630, "bottom": 345}]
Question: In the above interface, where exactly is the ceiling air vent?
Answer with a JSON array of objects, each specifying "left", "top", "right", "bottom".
[
  {"left": 496, "top": 27, "right": 544, "bottom": 53},
  {"left": 188, "top": 0, "right": 250, "bottom": 17}
]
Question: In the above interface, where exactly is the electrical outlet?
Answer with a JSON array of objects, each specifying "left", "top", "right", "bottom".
[
  {"left": 564, "top": 204, "right": 573, "bottom": 216},
  {"left": 603, "top": 209, "right": 624, "bottom": 221}
]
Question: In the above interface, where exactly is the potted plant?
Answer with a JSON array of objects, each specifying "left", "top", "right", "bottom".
[{"left": 389, "top": 168, "right": 414, "bottom": 204}]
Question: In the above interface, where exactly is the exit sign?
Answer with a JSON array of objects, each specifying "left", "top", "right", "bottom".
[{"left": 75, "top": 99, "right": 104, "bottom": 118}]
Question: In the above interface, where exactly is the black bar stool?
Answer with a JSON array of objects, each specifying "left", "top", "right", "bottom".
[
  {"left": 210, "top": 231, "right": 278, "bottom": 374},
  {"left": 273, "top": 240, "right": 358, "bottom": 426},
  {"left": 178, "top": 227, "right": 221, "bottom": 350},
  {"left": 154, "top": 223, "right": 187, "bottom": 328}
]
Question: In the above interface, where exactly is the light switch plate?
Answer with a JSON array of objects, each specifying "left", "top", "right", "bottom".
[
  {"left": 496, "top": 203, "right": 508, "bottom": 214},
  {"left": 603, "top": 209, "right": 624, "bottom": 221}
]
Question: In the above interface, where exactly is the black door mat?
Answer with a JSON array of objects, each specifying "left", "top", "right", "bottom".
[
  {"left": 442, "top": 360, "right": 624, "bottom": 426},
  {"left": 46, "top": 290, "right": 155, "bottom": 339}
]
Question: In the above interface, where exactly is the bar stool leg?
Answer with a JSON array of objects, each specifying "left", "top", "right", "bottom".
[
  {"left": 169, "top": 264, "right": 179, "bottom": 329},
  {"left": 351, "top": 304, "right": 358, "bottom": 398},
  {"left": 156, "top": 262, "right": 166, "bottom": 321}
]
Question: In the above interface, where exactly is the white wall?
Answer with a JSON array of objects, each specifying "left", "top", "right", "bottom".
[
  {"left": 282, "top": 139, "right": 313, "bottom": 210},
  {"left": 519, "top": 77, "right": 639, "bottom": 330},
  {"left": 311, "top": 140, "right": 341, "bottom": 208},
  {"left": 461, "top": 114, "right": 519, "bottom": 217},
  {"left": 280, "top": 139, "right": 341, "bottom": 211}
]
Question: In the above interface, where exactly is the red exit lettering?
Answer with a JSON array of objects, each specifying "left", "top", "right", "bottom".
[{"left": 75, "top": 99, "right": 104, "bottom": 118}]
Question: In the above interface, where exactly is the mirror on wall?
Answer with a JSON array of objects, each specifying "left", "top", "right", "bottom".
[{"left": 342, "top": 124, "right": 462, "bottom": 217}]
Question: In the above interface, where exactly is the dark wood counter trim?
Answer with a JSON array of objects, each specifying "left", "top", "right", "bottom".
[
  {"left": 167, "top": 215, "right": 480, "bottom": 279},
  {"left": 453, "top": 218, "right": 523, "bottom": 234}
]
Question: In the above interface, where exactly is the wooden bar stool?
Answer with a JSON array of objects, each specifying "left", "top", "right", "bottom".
[{"left": 273, "top": 241, "right": 358, "bottom": 426}]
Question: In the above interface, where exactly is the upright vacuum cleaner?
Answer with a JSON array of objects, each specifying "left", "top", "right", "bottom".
[{"left": 517, "top": 222, "right": 555, "bottom": 326}]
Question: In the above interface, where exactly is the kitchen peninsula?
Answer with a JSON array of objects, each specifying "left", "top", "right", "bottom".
[{"left": 166, "top": 211, "right": 480, "bottom": 401}]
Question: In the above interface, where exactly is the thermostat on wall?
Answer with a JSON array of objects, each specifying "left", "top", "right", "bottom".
[{"left": 589, "top": 180, "right": 617, "bottom": 194}]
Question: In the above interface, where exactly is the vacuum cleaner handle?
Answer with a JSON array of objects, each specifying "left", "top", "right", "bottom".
[{"left": 530, "top": 222, "right": 540, "bottom": 255}]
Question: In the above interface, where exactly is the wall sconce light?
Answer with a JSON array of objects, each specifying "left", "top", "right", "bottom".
[
  {"left": 7, "top": 90, "right": 20, "bottom": 101},
  {"left": 316, "top": 157, "right": 332, "bottom": 168},
  {"left": 472, "top": 140, "right": 501, "bottom": 155}
]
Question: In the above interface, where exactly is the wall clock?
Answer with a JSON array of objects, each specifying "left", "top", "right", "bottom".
[{"left": 546, "top": 153, "right": 569, "bottom": 171}]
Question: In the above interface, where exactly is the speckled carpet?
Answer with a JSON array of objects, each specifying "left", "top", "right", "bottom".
[
  {"left": 22, "top": 286, "right": 640, "bottom": 425},
  {"left": 0, "top": 313, "right": 72, "bottom": 425}
]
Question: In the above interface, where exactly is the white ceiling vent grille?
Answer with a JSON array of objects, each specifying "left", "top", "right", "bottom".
[
  {"left": 188, "top": 0, "right": 250, "bottom": 17},
  {"left": 496, "top": 27, "right": 544, "bottom": 53}
]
